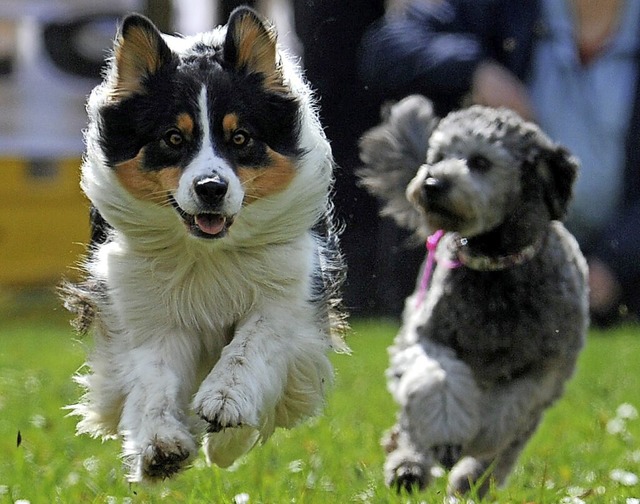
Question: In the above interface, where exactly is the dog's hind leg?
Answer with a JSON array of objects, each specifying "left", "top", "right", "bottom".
[
  {"left": 203, "top": 426, "right": 260, "bottom": 468},
  {"left": 466, "top": 365, "right": 568, "bottom": 456},
  {"left": 447, "top": 455, "right": 494, "bottom": 497},
  {"left": 448, "top": 419, "right": 539, "bottom": 497}
]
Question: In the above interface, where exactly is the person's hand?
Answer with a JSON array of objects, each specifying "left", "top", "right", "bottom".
[
  {"left": 471, "top": 61, "right": 535, "bottom": 121},
  {"left": 588, "top": 258, "right": 622, "bottom": 316}
]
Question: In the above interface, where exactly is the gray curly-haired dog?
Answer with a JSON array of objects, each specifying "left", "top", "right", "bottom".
[{"left": 358, "top": 96, "right": 588, "bottom": 497}]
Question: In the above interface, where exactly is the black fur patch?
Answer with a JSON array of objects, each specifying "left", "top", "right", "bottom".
[{"left": 99, "top": 20, "right": 301, "bottom": 173}]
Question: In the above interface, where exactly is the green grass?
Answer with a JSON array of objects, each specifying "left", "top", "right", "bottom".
[{"left": 1, "top": 292, "right": 640, "bottom": 503}]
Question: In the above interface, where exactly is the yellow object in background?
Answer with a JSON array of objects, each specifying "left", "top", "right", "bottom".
[{"left": 0, "top": 157, "right": 89, "bottom": 285}]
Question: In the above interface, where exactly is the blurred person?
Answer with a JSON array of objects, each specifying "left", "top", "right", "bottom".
[{"left": 359, "top": 0, "right": 640, "bottom": 325}]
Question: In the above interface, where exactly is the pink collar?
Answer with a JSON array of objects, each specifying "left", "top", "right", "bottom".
[{"left": 415, "top": 229, "right": 545, "bottom": 307}]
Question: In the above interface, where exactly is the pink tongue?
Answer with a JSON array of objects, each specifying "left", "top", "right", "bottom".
[{"left": 195, "top": 214, "right": 226, "bottom": 235}]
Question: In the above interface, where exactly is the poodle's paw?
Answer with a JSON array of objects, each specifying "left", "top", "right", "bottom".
[
  {"left": 433, "top": 444, "right": 462, "bottom": 470},
  {"left": 128, "top": 427, "right": 197, "bottom": 482},
  {"left": 447, "top": 456, "right": 492, "bottom": 497},
  {"left": 388, "top": 460, "right": 429, "bottom": 494},
  {"left": 384, "top": 450, "right": 431, "bottom": 494},
  {"left": 193, "top": 382, "right": 260, "bottom": 433}
]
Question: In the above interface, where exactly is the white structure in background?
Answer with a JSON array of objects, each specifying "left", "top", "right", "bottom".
[
  {"left": 173, "top": 0, "right": 301, "bottom": 56},
  {"left": 0, "top": 1, "right": 140, "bottom": 285},
  {"left": 0, "top": 0, "right": 140, "bottom": 157}
]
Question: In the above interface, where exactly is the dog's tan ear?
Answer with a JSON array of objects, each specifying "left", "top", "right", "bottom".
[
  {"left": 109, "top": 14, "right": 174, "bottom": 101},
  {"left": 224, "top": 7, "right": 285, "bottom": 93},
  {"left": 536, "top": 145, "right": 579, "bottom": 220}
]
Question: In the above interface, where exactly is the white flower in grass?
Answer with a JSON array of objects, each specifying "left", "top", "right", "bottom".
[
  {"left": 560, "top": 498, "right": 585, "bottom": 504},
  {"left": 25, "top": 375, "right": 41, "bottom": 393},
  {"left": 233, "top": 493, "right": 250, "bottom": 504},
  {"left": 320, "top": 476, "right": 335, "bottom": 492},
  {"left": 617, "top": 403, "right": 639, "bottom": 420},
  {"left": 353, "top": 485, "right": 375, "bottom": 502},
  {"left": 14, "top": 500, "right": 30, "bottom": 504},
  {"left": 626, "top": 498, "right": 640, "bottom": 504},
  {"left": 288, "top": 459, "right": 304, "bottom": 473},
  {"left": 30, "top": 414, "right": 46, "bottom": 429},
  {"left": 306, "top": 471, "right": 317, "bottom": 489},
  {"left": 65, "top": 472, "right": 80, "bottom": 486},
  {"left": 82, "top": 456, "right": 100, "bottom": 474},
  {"left": 610, "top": 469, "right": 639, "bottom": 486},
  {"left": 607, "top": 417, "right": 626, "bottom": 435},
  {"left": 567, "top": 486, "right": 585, "bottom": 497}
]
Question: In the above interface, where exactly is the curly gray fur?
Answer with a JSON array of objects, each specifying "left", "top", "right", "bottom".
[
  {"left": 358, "top": 95, "right": 437, "bottom": 239},
  {"left": 359, "top": 96, "right": 589, "bottom": 497}
]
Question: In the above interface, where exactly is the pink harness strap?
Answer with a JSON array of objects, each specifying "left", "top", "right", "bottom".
[{"left": 415, "top": 230, "right": 461, "bottom": 308}]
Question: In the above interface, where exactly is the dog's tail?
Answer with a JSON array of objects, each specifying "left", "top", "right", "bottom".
[{"left": 358, "top": 95, "right": 438, "bottom": 237}]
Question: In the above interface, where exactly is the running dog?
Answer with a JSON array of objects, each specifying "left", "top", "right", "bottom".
[
  {"left": 359, "top": 96, "right": 588, "bottom": 497},
  {"left": 63, "top": 7, "right": 347, "bottom": 482}
]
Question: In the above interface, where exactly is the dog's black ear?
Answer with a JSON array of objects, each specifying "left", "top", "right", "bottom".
[
  {"left": 109, "top": 14, "right": 174, "bottom": 101},
  {"left": 358, "top": 95, "right": 439, "bottom": 238},
  {"left": 536, "top": 144, "right": 579, "bottom": 220},
  {"left": 224, "top": 7, "right": 285, "bottom": 93}
]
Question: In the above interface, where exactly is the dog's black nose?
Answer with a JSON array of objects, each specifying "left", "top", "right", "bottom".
[
  {"left": 194, "top": 176, "right": 228, "bottom": 205},
  {"left": 423, "top": 176, "right": 450, "bottom": 197}
]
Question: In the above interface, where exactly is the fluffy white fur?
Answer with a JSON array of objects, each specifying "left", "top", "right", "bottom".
[{"left": 65, "top": 10, "right": 346, "bottom": 482}]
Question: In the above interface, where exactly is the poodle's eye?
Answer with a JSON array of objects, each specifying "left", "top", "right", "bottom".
[
  {"left": 468, "top": 154, "right": 491, "bottom": 172},
  {"left": 231, "top": 129, "right": 250, "bottom": 148},
  {"left": 163, "top": 129, "right": 184, "bottom": 149}
]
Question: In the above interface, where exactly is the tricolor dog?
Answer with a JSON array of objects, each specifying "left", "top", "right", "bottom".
[{"left": 63, "top": 8, "right": 346, "bottom": 482}]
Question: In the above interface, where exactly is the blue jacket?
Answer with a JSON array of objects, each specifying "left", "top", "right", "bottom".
[{"left": 359, "top": 0, "right": 640, "bottom": 310}]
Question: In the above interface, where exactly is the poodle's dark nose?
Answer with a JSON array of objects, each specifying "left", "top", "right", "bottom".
[
  {"left": 423, "top": 176, "right": 450, "bottom": 198},
  {"left": 194, "top": 176, "right": 228, "bottom": 205}
]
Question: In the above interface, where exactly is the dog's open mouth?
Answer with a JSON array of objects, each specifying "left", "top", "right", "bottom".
[{"left": 169, "top": 196, "right": 234, "bottom": 239}]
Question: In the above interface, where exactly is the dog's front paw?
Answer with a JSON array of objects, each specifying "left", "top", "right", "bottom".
[
  {"left": 141, "top": 436, "right": 194, "bottom": 480},
  {"left": 193, "top": 385, "right": 260, "bottom": 433},
  {"left": 387, "top": 459, "right": 429, "bottom": 494},
  {"left": 127, "top": 427, "right": 197, "bottom": 482},
  {"left": 384, "top": 449, "right": 430, "bottom": 494}
]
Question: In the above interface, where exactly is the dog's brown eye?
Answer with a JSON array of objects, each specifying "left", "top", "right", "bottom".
[
  {"left": 164, "top": 129, "right": 184, "bottom": 149},
  {"left": 468, "top": 154, "right": 491, "bottom": 172},
  {"left": 232, "top": 130, "right": 250, "bottom": 147}
]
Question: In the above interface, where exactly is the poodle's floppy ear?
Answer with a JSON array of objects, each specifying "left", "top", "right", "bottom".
[
  {"left": 358, "top": 95, "right": 439, "bottom": 236},
  {"left": 534, "top": 143, "right": 579, "bottom": 221}
]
